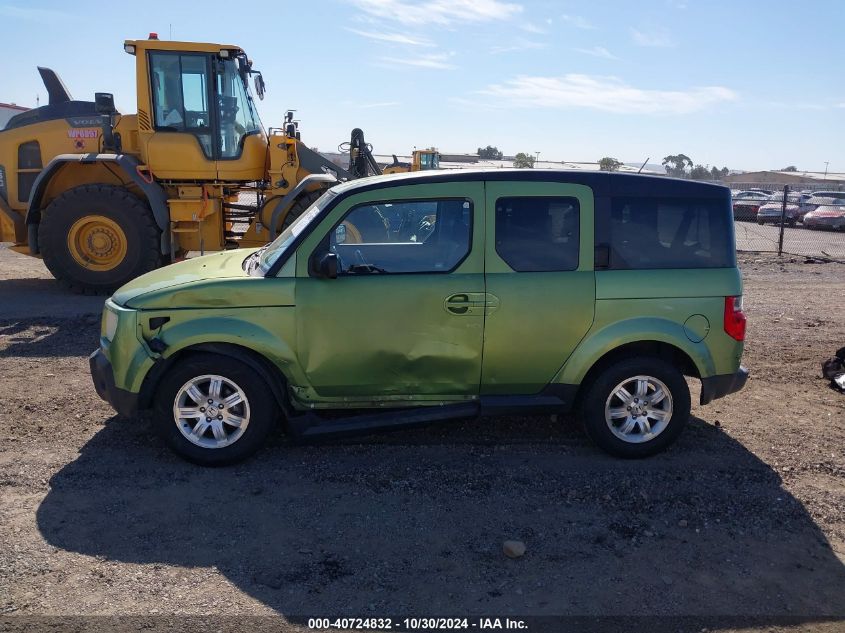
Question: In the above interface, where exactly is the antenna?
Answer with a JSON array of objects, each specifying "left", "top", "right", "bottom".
[{"left": 637, "top": 157, "right": 650, "bottom": 174}]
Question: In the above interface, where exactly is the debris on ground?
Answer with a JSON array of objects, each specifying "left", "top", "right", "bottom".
[
  {"left": 502, "top": 540, "right": 526, "bottom": 559},
  {"left": 821, "top": 346, "right": 845, "bottom": 393}
]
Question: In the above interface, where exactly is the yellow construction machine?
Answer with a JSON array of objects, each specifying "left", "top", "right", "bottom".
[
  {"left": 0, "top": 35, "right": 370, "bottom": 293},
  {"left": 382, "top": 148, "right": 440, "bottom": 175}
]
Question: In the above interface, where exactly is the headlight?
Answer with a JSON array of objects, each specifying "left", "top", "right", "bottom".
[{"left": 103, "top": 308, "right": 119, "bottom": 341}]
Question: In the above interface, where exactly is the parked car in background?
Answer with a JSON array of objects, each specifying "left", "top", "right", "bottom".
[
  {"left": 808, "top": 190, "right": 845, "bottom": 200},
  {"left": 802, "top": 201, "right": 845, "bottom": 231},
  {"left": 732, "top": 190, "right": 770, "bottom": 221},
  {"left": 757, "top": 192, "right": 812, "bottom": 226},
  {"left": 732, "top": 190, "right": 771, "bottom": 201}
]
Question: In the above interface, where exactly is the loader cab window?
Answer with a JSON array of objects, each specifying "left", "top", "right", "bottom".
[
  {"left": 419, "top": 152, "right": 439, "bottom": 170},
  {"left": 216, "top": 57, "right": 262, "bottom": 159},
  {"left": 149, "top": 52, "right": 214, "bottom": 158}
]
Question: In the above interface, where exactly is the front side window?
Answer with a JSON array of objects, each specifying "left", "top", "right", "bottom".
[
  {"left": 149, "top": 52, "right": 213, "bottom": 157},
  {"left": 495, "top": 197, "right": 580, "bottom": 272},
  {"left": 321, "top": 198, "right": 472, "bottom": 275},
  {"left": 216, "top": 58, "right": 262, "bottom": 159},
  {"left": 609, "top": 197, "right": 733, "bottom": 269}
]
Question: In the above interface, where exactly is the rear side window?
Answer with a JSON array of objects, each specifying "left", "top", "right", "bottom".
[
  {"left": 609, "top": 197, "right": 733, "bottom": 270},
  {"left": 495, "top": 197, "right": 580, "bottom": 272}
]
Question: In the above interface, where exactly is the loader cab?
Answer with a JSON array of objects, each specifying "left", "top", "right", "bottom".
[
  {"left": 413, "top": 149, "right": 440, "bottom": 171},
  {"left": 126, "top": 37, "right": 267, "bottom": 181}
]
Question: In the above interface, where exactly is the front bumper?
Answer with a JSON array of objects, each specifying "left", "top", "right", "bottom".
[
  {"left": 700, "top": 366, "right": 749, "bottom": 405},
  {"left": 89, "top": 348, "right": 140, "bottom": 417}
]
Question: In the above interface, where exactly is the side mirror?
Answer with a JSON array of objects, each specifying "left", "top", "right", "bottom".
[
  {"left": 317, "top": 252, "right": 339, "bottom": 279},
  {"left": 253, "top": 73, "right": 266, "bottom": 100},
  {"left": 94, "top": 92, "right": 117, "bottom": 115}
]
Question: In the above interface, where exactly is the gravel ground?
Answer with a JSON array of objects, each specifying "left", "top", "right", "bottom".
[{"left": 0, "top": 246, "right": 843, "bottom": 632}]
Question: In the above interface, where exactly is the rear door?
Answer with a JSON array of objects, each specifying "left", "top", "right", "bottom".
[{"left": 481, "top": 181, "right": 596, "bottom": 394}]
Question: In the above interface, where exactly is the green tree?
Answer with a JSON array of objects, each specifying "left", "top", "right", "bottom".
[
  {"left": 513, "top": 152, "right": 535, "bottom": 169},
  {"left": 598, "top": 157, "right": 622, "bottom": 171},
  {"left": 477, "top": 145, "right": 503, "bottom": 160},
  {"left": 662, "top": 154, "right": 693, "bottom": 178},
  {"left": 781, "top": 165, "right": 798, "bottom": 172},
  {"left": 690, "top": 164, "right": 712, "bottom": 180}
]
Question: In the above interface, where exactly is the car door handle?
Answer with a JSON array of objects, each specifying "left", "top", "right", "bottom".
[{"left": 444, "top": 293, "right": 484, "bottom": 316}]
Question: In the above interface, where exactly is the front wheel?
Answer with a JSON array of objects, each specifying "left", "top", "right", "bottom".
[
  {"left": 579, "top": 357, "right": 691, "bottom": 458},
  {"left": 153, "top": 353, "right": 279, "bottom": 465},
  {"left": 39, "top": 184, "right": 161, "bottom": 294}
]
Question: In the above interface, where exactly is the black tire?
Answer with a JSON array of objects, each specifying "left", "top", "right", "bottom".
[
  {"left": 579, "top": 356, "right": 691, "bottom": 458},
  {"left": 153, "top": 353, "right": 279, "bottom": 466},
  {"left": 279, "top": 190, "right": 323, "bottom": 232},
  {"left": 757, "top": 220, "right": 765, "bottom": 225},
  {"left": 39, "top": 184, "right": 161, "bottom": 294}
]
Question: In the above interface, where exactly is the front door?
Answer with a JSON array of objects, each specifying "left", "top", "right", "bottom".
[
  {"left": 481, "top": 181, "right": 596, "bottom": 394},
  {"left": 295, "top": 182, "right": 485, "bottom": 402}
]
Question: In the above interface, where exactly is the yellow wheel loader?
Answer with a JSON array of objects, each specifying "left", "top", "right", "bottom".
[
  {"left": 0, "top": 35, "right": 360, "bottom": 293},
  {"left": 382, "top": 149, "right": 440, "bottom": 174}
]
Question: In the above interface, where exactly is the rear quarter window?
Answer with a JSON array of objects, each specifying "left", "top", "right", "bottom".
[{"left": 609, "top": 197, "right": 733, "bottom": 270}]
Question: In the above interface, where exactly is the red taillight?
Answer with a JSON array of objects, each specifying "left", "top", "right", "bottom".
[{"left": 724, "top": 296, "right": 746, "bottom": 341}]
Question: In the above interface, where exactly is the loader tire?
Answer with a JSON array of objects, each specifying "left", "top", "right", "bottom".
[
  {"left": 280, "top": 190, "right": 323, "bottom": 232},
  {"left": 39, "top": 184, "right": 161, "bottom": 295}
]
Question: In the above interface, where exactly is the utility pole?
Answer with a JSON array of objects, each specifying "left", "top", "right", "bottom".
[
  {"left": 824, "top": 162, "right": 829, "bottom": 180},
  {"left": 535, "top": 151, "right": 541, "bottom": 165}
]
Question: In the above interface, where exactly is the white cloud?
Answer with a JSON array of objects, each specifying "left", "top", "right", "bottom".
[
  {"left": 345, "top": 27, "right": 434, "bottom": 46},
  {"left": 348, "top": 0, "right": 522, "bottom": 26},
  {"left": 379, "top": 52, "right": 456, "bottom": 69},
  {"left": 574, "top": 46, "right": 619, "bottom": 60},
  {"left": 490, "top": 38, "right": 547, "bottom": 54},
  {"left": 631, "top": 27, "right": 675, "bottom": 47},
  {"left": 560, "top": 14, "right": 594, "bottom": 30},
  {"left": 478, "top": 74, "right": 737, "bottom": 114},
  {"left": 519, "top": 21, "right": 546, "bottom": 34},
  {"left": 358, "top": 101, "right": 401, "bottom": 108}
]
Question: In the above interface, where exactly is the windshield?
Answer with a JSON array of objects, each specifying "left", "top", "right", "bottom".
[
  {"left": 217, "top": 56, "right": 263, "bottom": 158},
  {"left": 258, "top": 190, "right": 337, "bottom": 275}
]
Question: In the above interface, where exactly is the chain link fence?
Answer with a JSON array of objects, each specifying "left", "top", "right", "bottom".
[{"left": 728, "top": 184, "right": 845, "bottom": 260}]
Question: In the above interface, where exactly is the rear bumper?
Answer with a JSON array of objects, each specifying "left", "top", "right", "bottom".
[
  {"left": 700, "top": 366, "right": 749, "bottom": 405},
  {"left": 89, "top": 348, "right": 140, "bottom": 417}
]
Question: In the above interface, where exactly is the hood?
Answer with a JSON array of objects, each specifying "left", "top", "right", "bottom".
[{"left": 111, "top": 250, "right": 294, "bottom": 310}]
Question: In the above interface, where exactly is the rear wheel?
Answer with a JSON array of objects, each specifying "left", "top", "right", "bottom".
[
  {"left": 39, "top": 184, "right": 161, "bottom": 294},
  {"left": 153, "top": 353, "right": 279, "bottom": 466},
  {"left": 579, "top": 357, "right": 691, "bottom": 458}
]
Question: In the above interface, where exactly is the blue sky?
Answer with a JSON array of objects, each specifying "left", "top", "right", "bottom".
[{"left": 1, "top": 0, "right": 843, "bottom": 171}]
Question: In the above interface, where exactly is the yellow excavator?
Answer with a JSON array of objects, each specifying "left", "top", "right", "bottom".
[{"left": 0, "top": 34, "right": 382, "bottom": 293}]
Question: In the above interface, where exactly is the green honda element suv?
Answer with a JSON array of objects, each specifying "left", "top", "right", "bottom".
[{"left": 90, "top": 170, "right": 748, "bottom": 465}]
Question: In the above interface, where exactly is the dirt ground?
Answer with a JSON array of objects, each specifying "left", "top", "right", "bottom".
[{"left": 0, "top": 244, "right": 844, "bottom": 632}]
